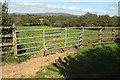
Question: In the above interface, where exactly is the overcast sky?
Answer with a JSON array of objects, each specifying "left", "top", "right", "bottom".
[{"left": 2, "top": 0, "right": 119, "bottom": 16}]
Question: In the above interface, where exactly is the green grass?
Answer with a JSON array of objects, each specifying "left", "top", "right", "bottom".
[
  {"left": 17, "top": 26, "right": 80, "bottom": 54},
  {"left": 83, "top": 29, "right": 113, "bottom": 43},
  {"left": 35, "top": 65, "right": 65, "bottom": 78},
  {"left": 21, "top": 75, "right": 26, "bottom": 77},
  {"left": 2, "top": 54, "right": 30, "bottom": 64},
  {"left": 16, "top": 26, "right": 119, "bottom": 55},
  {"left": 35, "top": 43, "right": 120, "bottom": 78}
]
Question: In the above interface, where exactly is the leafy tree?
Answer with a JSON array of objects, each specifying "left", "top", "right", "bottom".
[
  {"left": 97, "top": 15, "right": 112, "bottom": 27},
  {"left": 111, "top": 16, "right": 118, "bottom": 27},
  {"left": 79, "top": 12, "right": 98, "bottom": 27},
  {"left": 43, "top": 19, "right": 50, "bottom": 26},
  {"left": 0, "top": 2, "right": 2, "bottom": 25},
  {"left": 4, "top": 11, "right": 119, "bottom": 27},
  {"left": 2, "top": 0, "right": 11, "bottom": 26},
  {"left": 1, "top": 0, "right": 14, "bottom": 53},
  {"left": 55, "top": 21, "right": 62, "bottom": 27}
]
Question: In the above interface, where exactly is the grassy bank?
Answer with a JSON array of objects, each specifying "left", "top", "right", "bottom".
[{"left": 35, "top": 43, "right": 120, "bottom": 78}]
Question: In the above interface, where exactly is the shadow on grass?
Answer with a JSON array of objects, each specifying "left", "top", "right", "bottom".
[{"left": 48, "top": 45, "right": 120, "bottom": 79}]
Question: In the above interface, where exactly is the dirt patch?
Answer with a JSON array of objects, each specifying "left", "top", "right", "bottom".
[{"left": 2, "top": 48, "right": 75, "bottom": 78}]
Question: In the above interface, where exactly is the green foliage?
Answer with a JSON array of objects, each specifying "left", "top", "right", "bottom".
[
  {"left": 35, "top": 64, "right": 65, "bottom": 78},
  {"left": 1, "top": 1, "right": 13, "bottom": 54},
  {"left": 2, "top": 0, "right": 12, "bottom": 26},
  {"left": 6, "top": 12, "right": 119, "bottom": 27},
  {"left": 35, "top": 43, "right": 120, "bottom": 78},
  {"left": 2, "top": 54, "right": 30, "bottom": 63},
  {"left": 79, "top": 12, "right": 98, "bottom": 27},
  {"left": 111, "top": 16, "right": 118, "bottom": 27},
  {"left": 21, "top": 75, "right": 26, "bottom": 77},
  {"left": 97, "top": 15, "right": 112, "bottom": 27}
]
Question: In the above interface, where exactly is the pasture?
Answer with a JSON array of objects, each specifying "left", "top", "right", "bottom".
[
  {"left": 2, "top": 26, "right": 120, "bottom": 78},
  {"left": 16, "top": 26, "right": 117, "bottom": 56}
]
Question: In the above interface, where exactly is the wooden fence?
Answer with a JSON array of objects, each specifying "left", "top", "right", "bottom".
[
  {"left": 0, "top": 24, "right": 16, "bottom": 55},
  {"left": 0, "top": 25, "right": 120, "bottom": 56},
  {"left": 83, "top": 27, "right": 120, "bottom": 46}
]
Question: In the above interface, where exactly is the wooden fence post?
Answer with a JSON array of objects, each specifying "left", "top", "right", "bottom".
[
  {"left": 98, "top": 27, "right": 102, "bottom": 45},
  {"left": 112, "top": 28, "right": 116, "bottom": 42},
  {"left": 80, "top": 26, "right": 83, "bottom": 48},
  {"left": 12, "top": 24, "right": 17, "bottom": 57}
]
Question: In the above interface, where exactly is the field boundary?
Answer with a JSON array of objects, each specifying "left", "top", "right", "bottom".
[
  {"left": 16, "top": 27, "right": 83, "bottom": 56},
  {"left": 1, "top": 25, "right": 120, "bottom": 56}
]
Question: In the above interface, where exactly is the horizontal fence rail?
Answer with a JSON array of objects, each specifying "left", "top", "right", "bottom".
[
  {"left": 46, "top": 42, "right": 65, "bottom": 47},
  {"left": 17, "top": 41, "right": 44, "bottom": 46},
  {"left": 17, "top": 45, "right": 43, "bottom": 51},
  {"left": 84, "top": 27, "right": 120, "bottom": 29}
]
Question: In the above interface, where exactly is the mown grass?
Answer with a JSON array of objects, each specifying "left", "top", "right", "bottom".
[
  {"left": 16, "top": 26, "right": 118, "bottom": 55},
  {"left": 35, "top": 43, "right": 120, "bottom": 79}
]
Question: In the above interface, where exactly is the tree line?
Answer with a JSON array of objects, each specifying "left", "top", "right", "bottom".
[
  {"left": 5, "top": 12, "right": 119, "bottom": 27},
  {"left": 1, "top": 0, "right": 120, "bottom": 27}
]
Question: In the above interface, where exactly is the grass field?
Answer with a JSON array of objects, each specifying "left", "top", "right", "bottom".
[
  {"left": 2, "top": 26, "right": 120, "bottom": 78},
  {"left": 16, "top": 26, "right": 118, "bottom": 55},
  {"left": 35, "top": 43, "right": 120, "bottom": 78}
]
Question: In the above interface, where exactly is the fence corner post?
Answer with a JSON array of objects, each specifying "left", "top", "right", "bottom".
[
  {"left": 98, "top": 26, "right": 102, "bottom": 45},
  {"left": 12, "top": 24, "right": 17, "bottom": 57},
  {"left": 80, "top": 26, "right": 83, "bottom": 48},
  {"left": 112, "top": 28, "right": 116, "bottom": 42}
]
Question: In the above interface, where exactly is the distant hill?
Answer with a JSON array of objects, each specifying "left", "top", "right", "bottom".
[
  {"left": 36, "top": 13, "right": 74, "bottom": 16},
  {"left": 9, "top": 12, "right": 75, "bottom": 16}
]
